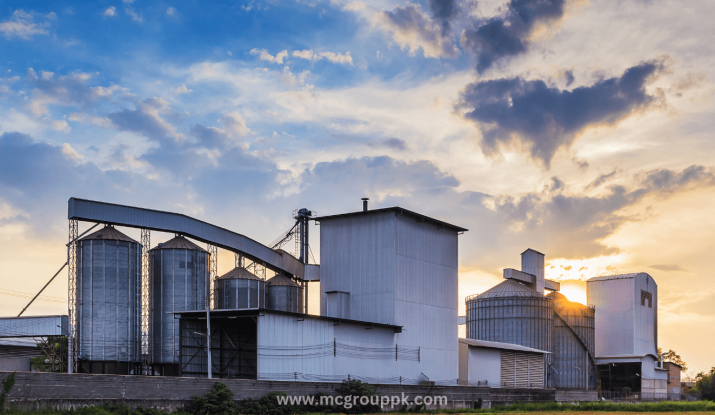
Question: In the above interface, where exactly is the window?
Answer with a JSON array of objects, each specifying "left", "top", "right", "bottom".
[{"left": 641, "top": 290, "right": 652, "bottom": 308}]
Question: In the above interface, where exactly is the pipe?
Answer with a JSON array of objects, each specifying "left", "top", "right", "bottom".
[
  {"left": 361, "top": 198, "right": 369, "bottom": 212},
  {"left": 17, "top": 262, "right": 68, "bottom": 317},
  {"left": 660, "top": 352, "right": 666, "bottom": 369}
]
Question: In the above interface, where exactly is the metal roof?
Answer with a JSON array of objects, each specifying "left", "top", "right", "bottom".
[
  {"left": 68, "top": 197, "right": 307, "bottom": 279},
  {"left": 79, "top": 226, "right": 138, "bottom": 243},
  {"left": 151, "top": 236, "right": 208, "bottom": 252},
  {"left": 459, "top": 338, "right": 551, "bottom": 354},
  {"left": 216, "top": 267, "right": 261, "bottom": 281},
  {"left": 314, "top": 207, "right": 468, "bottom": 232},
  {"left": 266, "top": 274, "right": 301, "bottom": 287},
  {"left": 172, "top": 308, "right": 403, "bottom": 333},
  {"left": 469, "top": 279, "right": 544, "bottom": 299},
  {"left": 521, "top": 248, "right": 544, "bottom": 256},
  {"left": 587, "top": 272, "right": 649, "bottom": 282}
]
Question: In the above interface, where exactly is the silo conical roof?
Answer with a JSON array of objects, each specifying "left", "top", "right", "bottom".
[
  {"left": 151, "top": 235, "right": 208, "bottom": 252},
  {"left": 472, "top": 279, "right": 544, "bottom": 299},
  {"left": 266, "top": 274, "right": 300, "bottom": 287},
  {"left": 217, "top": 267, "right": 262, "bottom": 281},
  {"left": 79, "top": 226, "right": 138, "bottom": 243}
]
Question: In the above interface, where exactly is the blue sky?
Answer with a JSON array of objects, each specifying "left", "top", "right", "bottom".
[{"left": 1, "top": 0, "right": 715, "bottom": 374}]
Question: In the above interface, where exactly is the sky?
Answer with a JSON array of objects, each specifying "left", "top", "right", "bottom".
[{"left": 0, "top": 0, "right": 713, "bottom": 375}]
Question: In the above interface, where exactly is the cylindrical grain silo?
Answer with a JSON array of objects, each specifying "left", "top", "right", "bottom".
[
  {"left": 78, "top": 226, "right": 142, "bottom": 374},
  {"left": 466, "top": 279, "right": 554, "bottom": 386},
  {"left": 265, "top": 274, "right": 303, "bottom": 313},
  {"left": 215, "top": 267, "right": 265, "bottom": 309},
  {"left": 548, "top": 292, "right": 597, "bottom": 390},
  {"left": 150, "top": 236, "right": 209, "bottom": 373}
]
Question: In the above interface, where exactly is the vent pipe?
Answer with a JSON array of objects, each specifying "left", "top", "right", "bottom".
[{"left": 361, "top": 198, "right": 369, "bottom": 212}]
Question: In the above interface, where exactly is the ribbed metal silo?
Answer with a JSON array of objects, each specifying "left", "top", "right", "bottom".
[
  {"left": 77, "top": 226, "right": 142, "bottom": 371},
  {"left": 215, "top": 267, "right": 265, "bottom": 309},
  {"left": 150, "top": 236, "right": 209, "bottom": 370},
  {"left": 265, "top": 274, "right": 303, "bottom": 313},
  {"left": 548, "top": 292, "right": 597, "bottom": 390},
  {"left": 466, "top": 279, "right": 553, "bottom": 363}
]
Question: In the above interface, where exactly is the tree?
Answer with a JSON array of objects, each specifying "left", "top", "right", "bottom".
[
  {"left": 657, "top": 347, "right": 688, "bottom": 373},
  {"left": 693, "top": 367, "right": 715, "bottom": 401}
]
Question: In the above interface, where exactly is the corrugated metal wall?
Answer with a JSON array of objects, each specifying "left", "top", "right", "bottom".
[
  {"left": 552, "top": 306, "right": 596, "bottom": 389},
  {"left": 78, "top": 239, "right": 141, "bottom": 362},
  {"left": 0, "top": 316, "right": 68, "bottom": 338},
  {"left": 318, "top": 210, "right": 460, "bottom": 384},
  {"left": 151, "top": 249, "right": 209, "bottom": 364}
]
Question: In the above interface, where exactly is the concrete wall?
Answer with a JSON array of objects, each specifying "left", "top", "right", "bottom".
[
  {"left": 0, "top": 357, "right": 31, "bottom": 371},
  {"left": 2, "top": 371, "right": 558, "bottom": 411}
]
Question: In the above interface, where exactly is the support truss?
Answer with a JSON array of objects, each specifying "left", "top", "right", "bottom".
[
  {"left": 141, "top": 229, "right": 150, "bottom": 361},
  {"left": 68, "top": 219, "right": 78, "bottom": 373},
  {"left": 208, "top": 244, "right": 218, "bottom": 309}
]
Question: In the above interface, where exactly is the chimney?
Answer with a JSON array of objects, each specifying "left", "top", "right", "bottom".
[{"left": 361, "top": 198, "right": 369, "bottom": 212}]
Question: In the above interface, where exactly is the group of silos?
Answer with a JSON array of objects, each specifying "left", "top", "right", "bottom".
[
  {"left": 465, "top": 253, "right": 596, "bottom": 390},
  {"left": 75, "top": 226, "right": 303, "bottom": 375}
]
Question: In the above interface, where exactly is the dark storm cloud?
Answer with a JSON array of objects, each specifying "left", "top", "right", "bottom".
[
  {"left": 426, "top": 0, "right": 459, "bottom": 34},
  {"left": 461, "top": 0, "right": 565, "bottom": 73},
  {"left": 379, "top": 3, "right": 460, "bottom": 58},
  {"left": 564, "top": 69, "right": 575, "bottom": 86},
  {"left": 457, "top": 60, "right": 665, "bottom": 168}
]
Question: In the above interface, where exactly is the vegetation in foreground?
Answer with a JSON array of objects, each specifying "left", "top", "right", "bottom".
[{"left": 1, "top": 378, "right": 715, "bottom": 414}]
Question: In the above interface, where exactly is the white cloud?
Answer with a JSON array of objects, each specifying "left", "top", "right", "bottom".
[
  {"left": 104, "top": 6, "right": 116, "bottom": 17},
  {"left": 125, "top": 7, "right": 143, "bottom": 23},
  {"left": 166, "top": 7, "right": 176, "bottom": 16},
  {"left": 220, "top": 112, "right": 250, "bottom": 137},
  {"left": 0, "top": 10, "right": 50, "bottom": 40},
  {"left": 293, "top": 49, "right": 353, "bottom": 65},
  {"left": 250, "top": 48, "right": 289, "bottom": 64},
  {"left": 51, "top": 120, "right": 71, "bottom": 133},
  {"left": 174, "top": 85, "right": 193, "bottom": 94},
  {"left": 123, "top": 0, "right": 135, "bottom": 3}
]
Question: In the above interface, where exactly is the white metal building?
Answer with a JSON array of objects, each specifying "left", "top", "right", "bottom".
[
  {"left": 587, "top": 273, "right": 668, "bottom": 399},
  {"left": 458, "top": 338, "right": 549, "bottom": 388}
]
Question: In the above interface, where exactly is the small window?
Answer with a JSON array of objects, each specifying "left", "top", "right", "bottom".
[{"left": 641, "top": 290, "right": 652, "bottom": 308}]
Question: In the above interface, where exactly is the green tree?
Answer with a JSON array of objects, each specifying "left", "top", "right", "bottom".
[
  {"left": 335, "top": 379, "right": 381, "bottom": 414},
  {"left": 657, "top": 347, "right": 688, "bottom": 373},
  {"left": 186, "top": 382, "right": 238, "bottom": 415},
  {"left": 693, "top": 367, "right": 715, "bottom": 401}
]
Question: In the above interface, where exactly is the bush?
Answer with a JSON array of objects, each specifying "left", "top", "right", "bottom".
[
  {"left": 334, "top": 379, "right": 381, "bottom": 414},
  {"left": 0, "top": 372, "right": 16, "bottom": 411},
  {"left": 186, "top": 382, "right": 238, "bottom": 415}
]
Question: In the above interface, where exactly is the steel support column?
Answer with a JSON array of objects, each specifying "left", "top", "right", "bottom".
[
  {"left": 141, "top": 229, "right": 150, "bottom": 362},
  {"left": 68, "top": 219, "right": 78, "bottom": 373}
]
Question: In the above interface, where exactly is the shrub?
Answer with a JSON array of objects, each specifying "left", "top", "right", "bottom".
[{"left": 186, "top": 382, "right": 238, "bottom": 415}]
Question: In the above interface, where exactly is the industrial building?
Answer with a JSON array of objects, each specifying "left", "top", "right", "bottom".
[
  {"left": 0, "top": 197, "right": 680, "bottom": 403},
  {"left": 462, "top": 249, "right": 597, "bottom": 394},
  {"left": 587, "top": 273, "right": 668, "bottom": 399},
  {"left": 0, "top": 198, "right": 465, "bottom": 384}
]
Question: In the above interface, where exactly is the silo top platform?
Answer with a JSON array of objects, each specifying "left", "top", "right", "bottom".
[
  {"left": 468, "top": 279, "right": 545, "bottom": 300},
  {"left": 314, "top": 206, "right": 468, "bottom": 232},
  {"left": 150, "top": 236, "right": 208, "bottom": 252},
  {"left": 79, "top": 226, "right": 138, "bottom": 243},
  {"left": 217, "top": 266, "right": 261, "bottom": 281}
]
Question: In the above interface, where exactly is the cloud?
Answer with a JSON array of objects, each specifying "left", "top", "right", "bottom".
[
  {"left": 588, "top": 170, "right": 618, "bottom": 188},
  {"left": 166, "top": 7, "right": 177, "bottom": 16},
  {"left": 0, "top": 10, "right": 50, "bottom": 39},
  {"left": 293, "top": 50, "right": 353, "bottom": 65},
  {"left": 107, "top": 97, "right": 181, "bottom": 143},
  {"left": 174, "top": 85, "right": 193, "bottom": 94},
  {"left": 374, "top": 3, "right": 460, "bottom": 59},
  {"left": 125, "top": 7, "right": 142, "bottom": 23},
  {"left": 461, "top": 0, "right": 565, "bottom": 73},
  {"left": 25, "top": 68, "right": 124, "bottom": 116},
  {"left": 250, "top": 49, "right": 289, "bottom": 64},
  {"left": 649, "top": 264, "right": 688, "bottom": 272},
  {"left": 425, "top": 0, "right": 459, "bottom": 35},
  {"left": 368, "top": 137, "right": 408, "bottom": 151},
  {"left": 457, "top": 60, "right": 666, "bottom": 168},
  {"left": 104, "top": 7, "right": 116, "bottom": 17}
]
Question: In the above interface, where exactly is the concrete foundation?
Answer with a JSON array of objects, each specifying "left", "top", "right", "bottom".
[{"left": 2, "top": 371, "right": 559, "bottom": 411}]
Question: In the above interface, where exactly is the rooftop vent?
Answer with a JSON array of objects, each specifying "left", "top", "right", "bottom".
[{"left": 361, "top": 197, "right": 369, "bottom": 212}]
